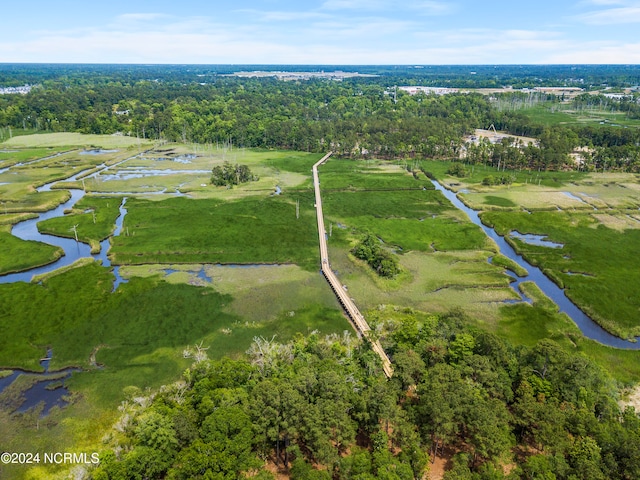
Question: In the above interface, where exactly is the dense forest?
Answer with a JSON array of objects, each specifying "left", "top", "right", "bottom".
[
  {"left": 1, "top": 65, "right": 639, "bottom": 172},
  {"left": 92, "top": 310, "right": 640, "bottom": 480}
]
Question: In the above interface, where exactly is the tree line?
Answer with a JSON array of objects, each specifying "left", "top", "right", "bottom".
[
  {"left": 91, "top": 309, "right": 640, "bottom": 479},
  {"left": 1, "top": 67, "right": 639, "bottom": 171}
]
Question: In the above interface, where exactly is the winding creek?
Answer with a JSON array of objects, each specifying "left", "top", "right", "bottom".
[
  {"left": 2, "top": 162, "right": 640, "bottom": 413},
  {"left": 0, "top": 155, "right": 136, "bottom": 410},
  {"left": 432, "top": 180, "right": 640, "bottom": 349},
  {"left": 0, "top": 164, "right": 130, "bottom": 286}
]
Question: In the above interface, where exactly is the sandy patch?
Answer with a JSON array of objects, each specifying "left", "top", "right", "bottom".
[
  {"left": 619, "top": 385, "right": 640, "bottom": 412},
  {"left": 470, "top": 129, "right": 538, "bottom": 146}
]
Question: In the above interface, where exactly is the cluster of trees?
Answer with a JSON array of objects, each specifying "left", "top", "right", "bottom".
[
  {"left": 92, "top": 332, "right": 428, "bottom": 480},
  {"left": 0, "top": 75, "right": 486, "bottom": 158},
  {"left": 351, "top": 233, "right": 401, "bottom": 278},
  {"left": 91, "top": 309, "right": 640, "bottom": 479},
  {"left": 482, "top": 174, "right": 515, "bottom": 186},
  {"left": 210, "top": 162, "right": 257, "bottom": 187},
  {"left": 446, "top": 163, "right": 469, "bottom": 178}
]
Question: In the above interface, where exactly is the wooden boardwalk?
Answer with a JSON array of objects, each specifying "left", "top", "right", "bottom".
[{"left": 312, "top": 153, "right": 393, "bottom": 378}]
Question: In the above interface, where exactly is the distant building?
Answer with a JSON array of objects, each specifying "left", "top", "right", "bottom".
[
  {"left": 532, "top": 87, "right": 584, "bottom": 94},
  {"left": 229, "top": 71, "right": 379, "bottom": 81},
  {"left": 397, "top": 86, "right": 458, "bottom": 96},
  {"left": 0, "top": 84, "right": 33, "bottom": 95}
]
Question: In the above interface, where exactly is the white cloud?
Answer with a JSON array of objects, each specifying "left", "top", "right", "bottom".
[
  {"left": 547, "top": 42, "right": 640, "bottom": 62},
  {"left": 578, "top": 6, "right": 640, "bottom": 23},
  {"left": 116, "top": 13, "right": 170, "bottom": 22},
  {"left": 235, "top": 9, "right": 330, "bottom": 22},
  {"left": 409, "top": 1, "right": 456, "bottom": 15},
  {"left": 583, "top": 0, "right": 629, "bottom": 5},
  {"left": 576, "top": 0, "right": 640, "bottom": 24},
  {"left": 321, "top": 0, "right": 455, "bottom": 14},
  {"left": 0, "top": 11, "right": 637, "bottom": 65},
  {"left": 321, "top": 0, "right": 387, "bottom": 10}
]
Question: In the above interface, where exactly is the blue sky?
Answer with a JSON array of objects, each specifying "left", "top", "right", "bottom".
[{"left": 1, "top": 0, "right": 640, "bottom": 64}]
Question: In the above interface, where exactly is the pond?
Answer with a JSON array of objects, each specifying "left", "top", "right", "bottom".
[
  {"left": 509, "top": 231, "right": 564, "bottom": 249},
  {"left": 0, "top": 350, "right": 80, "bottom": 416}
]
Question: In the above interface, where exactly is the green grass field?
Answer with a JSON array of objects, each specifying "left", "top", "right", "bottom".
[
  {"left": 0, "top": 226, "right": 63, "bottom": 275},
  {"left": 3, "top": 140, "right": 640, "bottom": 478},
  {"left": 37, "top": 195, "right": 124, "bottom": 251},
  {"left": 482, "top": 209, "right": 640, "bottom": 338},
  {"left": 500, "top": 103, "right": 640, "bottom": 129},
  {"left": 2, "top": 132, "right": 154, "bottom": 149},
  {"left": 110, "top": 193, "right": 320, "bottom": 269}
]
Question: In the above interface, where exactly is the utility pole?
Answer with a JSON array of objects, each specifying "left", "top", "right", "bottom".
[{"left": 70, "top": 224, "right": 79, "bottom": 242}]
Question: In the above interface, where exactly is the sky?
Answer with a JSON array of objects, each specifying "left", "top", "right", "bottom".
[{"left": 1, "top": 0, "right": 640, "bottom": 64}]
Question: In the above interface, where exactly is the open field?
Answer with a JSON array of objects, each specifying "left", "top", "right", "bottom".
[
  {"left": 110, "top": 193, "right": 319, "bottom": 269},
  {"left": 521, "top": 104, "right": 640, "bottom": 128},
  {"left": 2, "top": 132, "right": 154, "bottom": 149}
]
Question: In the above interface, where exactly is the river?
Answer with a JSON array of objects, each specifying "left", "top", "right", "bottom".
[{"left": 431, "top": 180, "right": 640, "bottom": 349}]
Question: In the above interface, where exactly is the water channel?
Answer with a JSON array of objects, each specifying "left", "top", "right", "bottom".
[
  {"left": 0, "top": 151, "right": 207, "bottom": 412},
  {"left": 0, "top": 169, "right": 129, "bottom": 286},
  {"left": 0, "top": 157, "right": 142, "bottom": 410},
  {"left": 431, "top": 180, "right": 640, "bottom": 349},
  {"left": 0, "top": 350, "right": 81, "bottom": 415},
  {"left": 2, "top": 163, "right": 639, "bottom": 413}
]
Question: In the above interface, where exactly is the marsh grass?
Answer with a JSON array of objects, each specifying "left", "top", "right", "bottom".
[
  {"left": 0, "top": 226, "right": 63, "bottom": 275},
  {"left": 327, "top": 247, "right": 516, "bottom": 316},
  {"left": 322, "top": 187, "right": 489, "bottom": 252},
  {"left": 483, "top": 209, "right": 640, "bottom": 338},
  {"left": 37, "top": 195, "right": 124, "bottom": 245},
  {"left": 2, "top": 132, "right": 153, "bottom": 149},
  {"left": 0, "top": 147, "right": 71, "bottom": 169},
  {"left": 491, "top": 253, "right": 528, "bottom": 276},
  {"left": 111, "top": 193, "right": 319, "bottom": 269},
  {"left": 0, "top": 256, "right": 347, "bottom": 478}
]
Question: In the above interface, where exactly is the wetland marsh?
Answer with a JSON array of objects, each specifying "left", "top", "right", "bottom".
[{"left": 2, "top": 133, "right": 640, "bottom": 478}]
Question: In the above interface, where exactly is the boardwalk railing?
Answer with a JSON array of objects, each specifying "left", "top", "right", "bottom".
[{"left": 312, "top": 153, "right": 393, "bottom": 378}]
